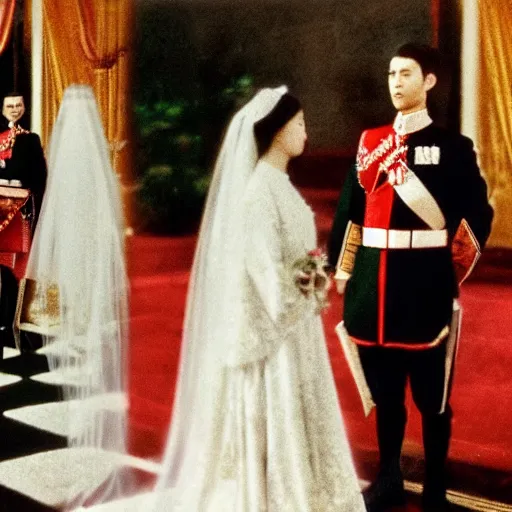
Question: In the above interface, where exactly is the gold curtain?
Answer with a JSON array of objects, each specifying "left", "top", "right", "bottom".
[
  {"left": 478, "top": 0, "right": 512, "bottom": 247},
  {"left": 24, "top": 0, "right": 134, "bottom": 226},
  {"left": 0, "top": 0, "right": 16, "bottom": 55}
]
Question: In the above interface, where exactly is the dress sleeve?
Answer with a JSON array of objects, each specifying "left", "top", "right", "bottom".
[
  {"left": 231, "top": 186, "right": 310, "bottom": 367},
  {"left": 243, "top": 191, "right": 305, "bottom": 329}
]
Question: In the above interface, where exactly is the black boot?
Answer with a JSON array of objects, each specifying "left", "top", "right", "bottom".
[
  {"left": 363, "top": 471, "right": 406, "bottom": 512},
  {"left": 421, "top": 407, "right": 452, "bottom": 511},
  {"left": 363, "top": 405, "right": 407, "bottom": 512}
]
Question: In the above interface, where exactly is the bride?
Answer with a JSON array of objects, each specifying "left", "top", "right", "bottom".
[
  {"left": 88, "top": 86, "right": 365, "bottom": 511},
  {"left": 145, "top": 86, "right": 366, "bottom": 511}
]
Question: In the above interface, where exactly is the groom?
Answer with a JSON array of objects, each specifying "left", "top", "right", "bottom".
[{"left": 328, "top": 43, "right": 493, "bottom": 511}]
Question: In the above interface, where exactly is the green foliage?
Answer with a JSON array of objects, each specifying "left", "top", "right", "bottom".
[
  {"left": 138, "top": 165, "right": 205, "bottom": 234},
  {"left": 134, "top": 74, "right": 254, "bottom": 234}
]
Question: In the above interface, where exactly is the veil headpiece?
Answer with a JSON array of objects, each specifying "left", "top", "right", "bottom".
[{"left": 151, "top": 86, "right": 289, "bottom": 509}]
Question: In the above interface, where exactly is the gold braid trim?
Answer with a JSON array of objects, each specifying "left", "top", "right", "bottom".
[
  {"left": 0, "top": 125, "right": 30, "bottom": 153},
  {"left": 335, "top": 222, "right": 362, "bottom": 279},
  {"left": 0, "top": 190, "right": 30, "bottom": 233}
]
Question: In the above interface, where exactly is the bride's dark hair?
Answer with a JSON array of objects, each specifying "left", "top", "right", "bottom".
[{"left": 253, "top": 93, "right": 301, "bottom": 157}]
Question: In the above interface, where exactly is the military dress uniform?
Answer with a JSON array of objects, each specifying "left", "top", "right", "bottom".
[
  {"left": 328, "top": 109, "right": 493, "bottom": 505},
  {"left": 0, "top": 121, "right": 47, "bottom": 356}
]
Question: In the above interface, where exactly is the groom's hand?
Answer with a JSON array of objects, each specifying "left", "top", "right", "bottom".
[{"left": 335, "top": 278, "right": 348, "bottom": 295}]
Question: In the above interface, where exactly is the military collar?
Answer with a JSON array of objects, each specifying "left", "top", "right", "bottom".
[{"left": 393, "top": 109, "right": 432, "bottom": 136}]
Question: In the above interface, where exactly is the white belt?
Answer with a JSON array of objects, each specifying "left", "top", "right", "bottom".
[{"left": 362, "top": 227, "right": 448, "bottom": 249}]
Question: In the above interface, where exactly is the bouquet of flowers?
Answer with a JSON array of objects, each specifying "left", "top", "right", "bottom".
[{"left": 292, "top": 248, "right": 332, "bottom": 314}]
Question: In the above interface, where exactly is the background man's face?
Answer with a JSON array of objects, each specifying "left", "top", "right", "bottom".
[
  {"left": 2, "top": 96, "right": 25, "bottom": 123},
  {"left": 388, "top": 56, "right": 429, "bottom": 114}
]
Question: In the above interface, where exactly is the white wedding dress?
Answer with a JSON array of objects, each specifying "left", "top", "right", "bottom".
[{"left": 199, "top": 161, "right": 365, "bottom": 511}]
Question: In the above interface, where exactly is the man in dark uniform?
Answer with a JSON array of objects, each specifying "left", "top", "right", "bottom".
[
  {"left": 0, "top": 92, "right": 47, "bottom": 357},
  {"left": 328, "top": 44, "right": 493, "bottom": 511}
]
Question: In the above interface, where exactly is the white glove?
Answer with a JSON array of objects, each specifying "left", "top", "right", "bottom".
[{"left": 335, "top": 278, "right": 348, "bottom": 295}]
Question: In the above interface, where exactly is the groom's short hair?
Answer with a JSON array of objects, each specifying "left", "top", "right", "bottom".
[{"left": 393, "top": 43, "right": 441, "bottom": 78}]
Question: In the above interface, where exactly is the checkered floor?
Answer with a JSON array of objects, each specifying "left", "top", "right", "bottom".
[{"left": 0, "top": 347, "right": 158, "bottom": 511}]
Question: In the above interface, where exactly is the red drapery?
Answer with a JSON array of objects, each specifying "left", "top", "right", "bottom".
[{"left": 0, "top": 0, "right": 16, "bottom": 56}]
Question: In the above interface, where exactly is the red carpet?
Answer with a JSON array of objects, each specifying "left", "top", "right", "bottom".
[{"left": 126, "top": 187, "right": 512, "bottom": 504}]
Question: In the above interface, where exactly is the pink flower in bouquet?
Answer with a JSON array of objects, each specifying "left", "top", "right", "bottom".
[
  {"left": 292, "top": 248, "right": 331, "bottom": 314},
  {"left": 308, "top": 248, "right": 324, "bottom": 258}
]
